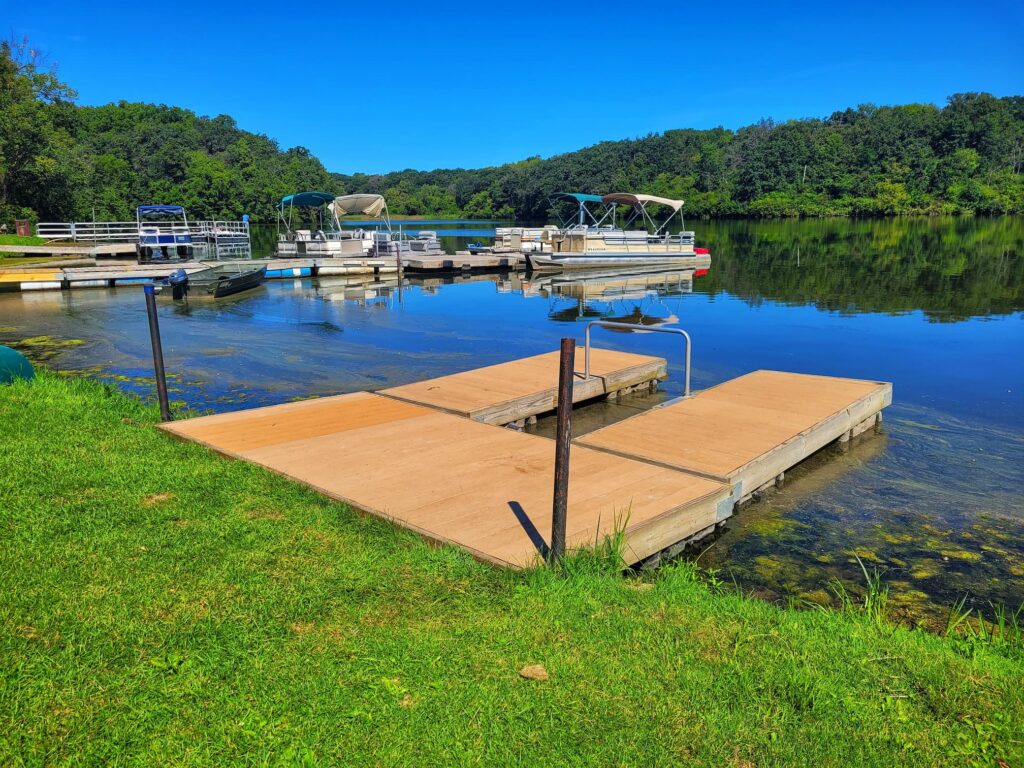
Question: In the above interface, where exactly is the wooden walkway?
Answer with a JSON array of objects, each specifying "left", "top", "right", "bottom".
[
  {"left": 380, "top": 348, "right": 666, "bottom": 425},
  {"left": 403, "top": 253, "right": 525, "bottom": 272},
  {"left": 161, "top": 392, "right": 729, "bottom": 568},
  {"left": 577, "top": 370, "right": 891, "bottom": 502},
  {"left": 159, "top": 353, "right": 891, "bottom": 569}
]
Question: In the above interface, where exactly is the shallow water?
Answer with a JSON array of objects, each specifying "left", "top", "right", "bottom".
[{"left": 2, "top": 216, "right": 1022, "bottom": 623}]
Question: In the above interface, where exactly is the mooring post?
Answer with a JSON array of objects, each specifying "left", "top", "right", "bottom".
[
  {"left": 549, "top": 337, "right": 575, "bottom": 564},
  {"left": 143, "top": 284, "right": 172, "bottom": 422}
]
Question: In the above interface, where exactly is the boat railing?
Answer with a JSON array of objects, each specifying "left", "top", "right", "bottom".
[
  {"left": 37, "top": 219, "right": 250, "bottom": 243},
  {"left": 584, "top": 320, "right": 691, "bottom": 397}
]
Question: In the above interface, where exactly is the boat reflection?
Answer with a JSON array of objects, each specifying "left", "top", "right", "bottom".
[
  {"left": 264, "top": 267, "right": 706, "bottom": 320},
  {"left": 523, "top": 266, "right": 703, "bottom": 323}
]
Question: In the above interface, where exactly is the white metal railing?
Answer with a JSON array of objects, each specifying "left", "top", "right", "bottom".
[
  {"left": 36, "top": 220, "right": 250, "bottom": 243},
  {"left": 584, "top": 320, "right": 692, "bottom": 397}
]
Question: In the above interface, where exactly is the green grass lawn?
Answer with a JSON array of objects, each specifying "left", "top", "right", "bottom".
[
  {"left": 0, "top": 255, "right": 71, "bottom": 268},
  {"left": 1, "top": 374, "right": 1021, "bottom": 766},
  {"left": 0, "top": 234, "right": 47, "bottom": 247}
]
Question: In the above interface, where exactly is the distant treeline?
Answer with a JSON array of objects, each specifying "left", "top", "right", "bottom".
[
  {"left": 339, "top": 97, "right": 1024, "bottom": 220},
  {"left": 2, "top": 38, "right": 1022, "bottom": 224}
]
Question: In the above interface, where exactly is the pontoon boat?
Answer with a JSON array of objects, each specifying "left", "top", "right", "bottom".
[
  {"left": 136, "top": 205, "right": 194, "bottom": 263},
  {"left": 527, "top": 193, "right": 711, "bottom": 271}
]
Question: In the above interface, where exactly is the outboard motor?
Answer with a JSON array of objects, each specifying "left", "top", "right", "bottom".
[{"left": 166, "top": 268, "right": 190, "bottom": 300}]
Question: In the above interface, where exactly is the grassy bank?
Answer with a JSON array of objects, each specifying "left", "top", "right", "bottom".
[
  {"left": 0, "top": 234, "right": 47, "bottom": 247},
  {"left": 1, "top": 374, "right": 1021, "bottom": 766},
  {"left": 0, "top": 255, "right": 72, "bottom": 268}
]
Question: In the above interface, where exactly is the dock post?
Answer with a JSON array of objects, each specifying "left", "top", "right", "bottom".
[
  {"left": 549, "top": 337, "right": 575, "bottom": 564},
  {"left": 143, "top": 284, "right": 172, "bottom": 422}
]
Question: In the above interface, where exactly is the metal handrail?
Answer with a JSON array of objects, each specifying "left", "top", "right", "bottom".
[
  {"left": 37, "top": 220, "right": 250, "bottom": 242},
  {"left": 584, "top": 320, "right": 692, "bottom": 397}
]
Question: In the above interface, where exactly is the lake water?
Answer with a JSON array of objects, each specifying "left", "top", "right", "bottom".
[{"left": 2, "top": 217, "right": 1022, "bottom": 625}]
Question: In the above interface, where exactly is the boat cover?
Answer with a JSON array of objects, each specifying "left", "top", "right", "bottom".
[
  {"left": 601, "top": 193, "right": 684, "bottom": 211},
  {"left": 137, "top": 205, "right": 185, "bottom": 216},
  {"left": 279, "top": 192, "right": 336, "bottom": 208},
  {"left": 329, "top": 194, "right": 387, "bottom": 217},
  {"left": 550, "top": 192, "right": 604, "bottom": 204}
]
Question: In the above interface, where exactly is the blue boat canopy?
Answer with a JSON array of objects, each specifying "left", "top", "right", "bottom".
[
  {"left": 137, "top": 205, "right": 186, "bottom": 216},
  {"left": 278, "top": 192, "right": 336, "bottom": 208},
  {"left": 551, "top": 192, "right": 603, "bottom": 204}
]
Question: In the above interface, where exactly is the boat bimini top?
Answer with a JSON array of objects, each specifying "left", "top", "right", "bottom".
[
  {"left": 328, "top": 194, "right": 390, "bottom": 229},
  {"left": 600, "top": 193, "right": 685, "bottom": 234},
  {"left": 548, "top": 192, "right": 607, "bottom": 228},
  {"left": 137, "top": 204, "right": 187, "bottom": 218}
]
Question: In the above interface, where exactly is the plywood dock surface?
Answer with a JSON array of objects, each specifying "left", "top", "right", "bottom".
[
  {"left": 577, "top": 370, "right": 891, "bottom": 496},
  {"left": 160, "top": 392, "right": 729, "bottom": 568},
  {"left": 379, "top": 348, "right": 667, "bottom": 424}
]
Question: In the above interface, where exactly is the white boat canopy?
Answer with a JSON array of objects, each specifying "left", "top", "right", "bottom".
[
  {"left": 329, "top": 194, "right": 388, "bottom": 218},
  {"left": 601, "top": 193, "right": 684, "bottom": 212},
  {"left": 600, "top": 193, "right": 686, "bottom": 234}
]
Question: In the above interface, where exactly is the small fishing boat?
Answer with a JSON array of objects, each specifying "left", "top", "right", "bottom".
[
  {"left": 165, "top": 264, "right": 266, "bottom": 299},
  {"left": 527, "top": 193, "right": 711, "bottom": 271}
]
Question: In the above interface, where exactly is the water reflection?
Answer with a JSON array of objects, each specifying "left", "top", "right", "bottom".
[{"left": 525, "top": 268, "right": 694, "bottom": 325}]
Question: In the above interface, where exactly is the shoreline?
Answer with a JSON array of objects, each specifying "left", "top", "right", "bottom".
[{"left": 1, "top": 371, "right": 1021, "bottom": 764}]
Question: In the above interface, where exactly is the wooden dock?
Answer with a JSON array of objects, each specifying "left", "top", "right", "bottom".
[
  {"left": 402, "top": 253, "right": 525, "bottom": 272},
  {"left": 0, "top": 252, "right": 524, "bottom": 293},
  {"left": 0, "top": 243, "right": 138, "bottom": 257},
  {"left": 159, "top": 348, "right": 892, "bottom": 568},
  {"left": 380, "top": 348, "right": 666, "bottom": 426},
  {"left": 577, "top": 370, "right": 891, "bottom": 503},
  {"left": 160, "top": 392, "right": 730, "bottom": 568}
]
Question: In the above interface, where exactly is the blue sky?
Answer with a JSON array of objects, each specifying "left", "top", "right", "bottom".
[{"left": 8, "top": 0, "right": 1023, "bottom": 174}]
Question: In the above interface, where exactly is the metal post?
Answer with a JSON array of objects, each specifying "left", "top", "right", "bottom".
[
  {"left": 143, "top": 284, "right": 172, "bottom": 422},
  {"left": 549, "top": 337, "right": 575, "bottom": 564}
]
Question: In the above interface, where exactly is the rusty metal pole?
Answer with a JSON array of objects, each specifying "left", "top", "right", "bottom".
[
  {"left": 549, "top": 337, "right": 575, "bottom": 564},
  {"left": 144, "top": 284, "right": 172, "bottom": 422}
]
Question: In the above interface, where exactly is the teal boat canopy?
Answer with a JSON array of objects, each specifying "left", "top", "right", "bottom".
[
  {"left": 551, "top": 192, "right": 604, "bottom": 204},
  {"left": 278, "top": 192, "right": 336, "bottom": 208}
]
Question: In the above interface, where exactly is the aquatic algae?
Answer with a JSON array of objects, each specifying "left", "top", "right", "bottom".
[
  {"left": 909, "top": 561, "right": 937, "bottom": 577},
  {"left": 881, "top": 531, "right": 916, "bottom": 545},
  {"left": 753, "top": 556, "right": 783, "bottom": 579},
  {"left": 743, "top": 514, "right": 799, "bottom": 537},
  {"left": 847, "top": 547, "right": 884, "bottom": 563},
  {"left": 938, "top": 547, "right": 982, "bottom": 562},
  {"left": 798, "top": 588, "right": 832, "bottom": 607},
  {"left": 16, "top": 335, "right": 85, "bottom": 349},
  {"left": 981, "top": 544, "right": 1010, "bottom": 556}
]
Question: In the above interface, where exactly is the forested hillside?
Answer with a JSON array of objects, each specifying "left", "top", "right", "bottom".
[
  {"left": 339, "top": 98, "right": 1024, "bottom": 219},
  {"left": 0, "top": 39, "right": 331, "bottom": 224},
  {"left": 2, "top": 38, "right": 1022, "bottom": 224}
]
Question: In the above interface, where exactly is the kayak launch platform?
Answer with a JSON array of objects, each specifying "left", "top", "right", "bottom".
[{"left": 160, "top": 349, "right": 891, "bottom": 569}]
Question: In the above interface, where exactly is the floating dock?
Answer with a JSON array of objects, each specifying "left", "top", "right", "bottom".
[
  {"left": 0, "top": 243, "right": 139, "bottom": 257},
  {"left": 381, "top": 348, "right": 666, "bottom": 426},
  {"left": 577, "top": 370, "right": 891, "bottom": 504},
  {"left": 0, "top": 252, "right": 526, "bottom": 293},
  {"left": 161, "top": 392, "right": 728, "bottom": 567},
  {"left": 404, "top": 253, "right": 525, "bottom": 272},
  {"left": 0, "top": 258, "right": 400, "bottom": 292},
  {"left": 160, "top": 349, "right": 891, "bottom": 568}
]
